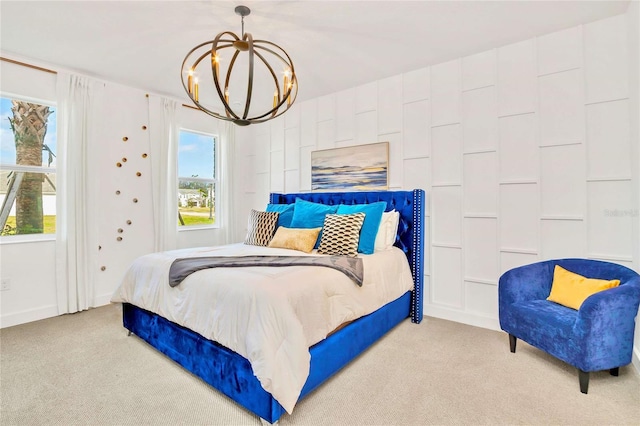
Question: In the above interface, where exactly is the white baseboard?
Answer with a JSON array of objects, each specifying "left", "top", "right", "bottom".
[
  {"left": 633, "top": 346, "right": 640, "bottom": 375},
  {"left": 0, "top": 304, "right": 58, "bottom": 329},
  {"left": 424, "top": 304, "right": 501, "bottom": 331},
  {"left": 0, "top": 293, "right": 114, "bottom": 329}
]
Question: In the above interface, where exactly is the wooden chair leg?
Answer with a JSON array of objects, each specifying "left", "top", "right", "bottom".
[
  {"left": 610, "top": 367, "right": 619, "bottom": 376},
  {"left": 579, "top": 370, "right": 589, "bottom": 394},
  {"left": 508, "top": 334, "right": 517, "bottom": 353}
]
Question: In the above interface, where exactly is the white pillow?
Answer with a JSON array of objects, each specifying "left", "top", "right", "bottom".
[{"left": 374, "top": 210, "right": 400, "bottom": 252}]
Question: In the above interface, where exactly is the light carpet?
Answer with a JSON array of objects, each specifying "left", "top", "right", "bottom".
[{"left": 1, "top": 303, "right": 639, "bottom": 425}]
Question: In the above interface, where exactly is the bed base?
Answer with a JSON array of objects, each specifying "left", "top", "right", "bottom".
[
  {"left": 121, "top": 189, "right": 425, "bottom": 423},
  {"left": 123, "top": 292, "right": 411, "bottom": 423}
]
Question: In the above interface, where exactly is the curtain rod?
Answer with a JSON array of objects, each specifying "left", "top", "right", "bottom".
[
  {"left": 0, "top": 56, "right": 57, "bottom": 74},
  {"left": 2, "top": 56, "right": 198, "bottom": 111}
]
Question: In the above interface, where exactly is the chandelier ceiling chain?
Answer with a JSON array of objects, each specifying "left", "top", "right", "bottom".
[{"left": 181, "top": 5, "right": 298, "bottom": 126}]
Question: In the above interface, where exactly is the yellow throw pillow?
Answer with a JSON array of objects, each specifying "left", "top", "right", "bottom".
[
  {"left": 547, "top": 265, "right": 620, "bottom": 310},
  {"left": 268, "top": 227, "right": 322, "bottom": 253}
]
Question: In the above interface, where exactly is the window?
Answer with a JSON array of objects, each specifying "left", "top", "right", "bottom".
[
  {"left": 177, "top": 130, "right": 218, "bottom": 228},
  {"left": 1, "top": 96, "right": 57, "bottom": 237}
]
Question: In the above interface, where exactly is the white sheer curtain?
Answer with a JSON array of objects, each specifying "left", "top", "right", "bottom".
[
  {"left": 55, "top": 73, "right": 104, "bottom": 314},
  {"left": 219, "top": 121, "right": 237, "bottom": 244},
  {"left": 148, "top": 96, "right": 180, "bottom": 252}
]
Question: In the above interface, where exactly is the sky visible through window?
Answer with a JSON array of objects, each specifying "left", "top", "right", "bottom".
[
  {"left": 179, "top": 131, "right": 215, "bottom": 179},
  {"left": 0, "top": 97, "right": 57, "bottom": 166}
]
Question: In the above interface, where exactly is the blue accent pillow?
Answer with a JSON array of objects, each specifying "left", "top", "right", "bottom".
[
  {"left": 266, "top": 203, "right": 295, "bottom": 228},
  {"left": 289, "top": 198, "right": 339, "bottom": 247},
  {"left": 336, "top": 201, "right": 387, "bottom": 254}
]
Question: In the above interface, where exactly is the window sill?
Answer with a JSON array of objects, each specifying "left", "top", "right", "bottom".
[
  {"left": 178, "top": 225, "right": 221, "bottom": 232},
  {"left": 0, "top": 234, "right": 56, "bottom": 245}
]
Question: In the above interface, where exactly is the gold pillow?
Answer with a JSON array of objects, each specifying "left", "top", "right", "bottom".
[
  {"left": 547, "top": 265, "right": 620, "bottom": 310},
  {"left": 268, "top": 227, "right": 322, "bottom": 253}
]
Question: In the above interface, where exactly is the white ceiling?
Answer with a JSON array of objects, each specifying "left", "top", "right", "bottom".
[{"left": 0, "top": 1, "right": 631, "bottom": 106}]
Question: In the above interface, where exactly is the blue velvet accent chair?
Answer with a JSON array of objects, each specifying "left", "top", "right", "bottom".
[{"left": 498, "top": 259, "right": 640, "bottom": 394}]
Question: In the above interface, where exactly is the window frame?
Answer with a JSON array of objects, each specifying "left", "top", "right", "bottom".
[
  {"left": 177, "top": 128, "right": 220, "bottom": 231},
  {"left": 0, "top": 94, "right": 57, "bottom": 243}
]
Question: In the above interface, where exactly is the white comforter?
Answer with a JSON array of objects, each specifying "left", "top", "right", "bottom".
[{"left": 110, "top": 243, "right": 414, "bottom": 413}]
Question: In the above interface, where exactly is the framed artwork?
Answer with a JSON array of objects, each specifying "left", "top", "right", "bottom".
[{"left": 311, "top": 142, "right": 389, "bottom": 191}]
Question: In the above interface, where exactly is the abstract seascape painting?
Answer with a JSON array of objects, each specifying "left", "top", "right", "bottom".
[{"left": 311, "top": 142, "right": 389, "bottom": 191}]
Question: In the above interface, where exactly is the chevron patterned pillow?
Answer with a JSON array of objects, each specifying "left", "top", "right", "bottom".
[
  {"left": 244, "top": 209, "right": 279, "bottom": 246},
  {"left": 317, "top": 212, "right": 366, "bottom": 257}
]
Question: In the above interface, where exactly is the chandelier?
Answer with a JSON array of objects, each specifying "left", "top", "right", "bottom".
[{"left": 181, "top": 5, "right": 298, "bottom": 126}]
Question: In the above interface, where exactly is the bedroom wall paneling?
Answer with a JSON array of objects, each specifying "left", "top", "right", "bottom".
[
  {"left": 625, "top": 0, "right": 640, "bottom": 371},
  {"left": 0, "top": 58, "right": 58, "bottom": 327},
  {"left": 233, "top": 12, "right": 640, "bottom": 361}
]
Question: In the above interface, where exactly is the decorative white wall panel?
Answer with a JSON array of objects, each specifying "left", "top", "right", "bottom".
[
  {"left": 430, "top": 59, "right": 461, "bottom": 126},
  {"left": 498, "top": 113, "right": 538, "bottom": 182},
  {"left": 538, "top": 69, "right": 584, "bottom": 146},
  {"left": 536, "top": 26, "right": 582, "bottom": 76},
  {"left": 431, "top": 124, "right": 462, "bottom": 185},
  {"left": 284, "top": 170, "right": 300, "bottom": 193},
  {"left": 462, "top": 86, "right": 497, "bottom": 153},
  {"left": 254, "top": 131, "right": 270, "bottom": 173},
  {"left": 541, "top": 220, "right": 587, "bottom": 260},
  {"left": 587, "top": 180, "right": 634, "bottom": 258},
  {"left": 300, "top": 100, "right": 318, "bottom": 147},
  {"left": 335, "top": 89, "right": 355, "bottom": 141},
  {"left": 317, "top": 120, "right": 335, "bottom": 150},
  {"left": 464, "top": 218, "right": 498, "bottom": 282},
  {"left": 299, "top": 146, "right": 312, "bottom": 191},
  {"left": 381, "top": 132, "right": 402, "bottom": 188},
  {"left": 403, "top": 157, "right": 430, "bottom": 192},
  {"left": 586, "top": 100, "right": 632, "bottom": 180},
  {"left": 432, "top": 186, "right": 462, "bottom": 246},
  {"left": 284, "top": 128, "right": 300, "bottom": 169},
  {"left": 378, "top": 75, "right": 403, "bottom": 135},
  {"left": 540, "top": 144, "right": 586, "bottom": 217},
  {"left": 497, "top": 39, "right": 537, "bottom": 116},
  {"left": 270, "top": 116, "right": 285, "bottom": 151},
  {"left": 284, "top": 103, "right": 300, "bottom": 129},
  {"left": 270, "top": 150, "right": 284, "bottom": 192},
  {"left": 424, "top": 216, "right": 431, "bottom": 274},
  {"left": 335, "top": 139, "right": 354, "bottom": 148},
  {"left": 355, "top": 111, "right": 378, "bottom": 144},
  {"left": 402, "top": 100, "right": 430, "bottom": 158},
  {"left": 432, "top": 247, "right": 463, "bottom": 308},
  {"left": 584, "top": 15, "right": 629, "bottom": 104},
  {"left": 500, "top": 183, "right": 539, "bottom": 250},
  {"left": 462, "top": 49, "right": 496, "bottom": 91},
  {"left": 403, "top": 67, "right": 430, "bottom": 103},
  {"left": 463, "top": 152, "right": 498, "bottom": 215},
  {"left": 317, "top": 94, "right": 335, "bottom": 122},
  {"left": 355, "top": 81, "right": 377, "bottom": 113},
  {"left": 243, "top": 155, "right": 256, "bottom": 192},
  {"left": 500, "top": 251, "right": 539, "bottom": 275},
  {"left": 465, "top": 282, "right": 498, "bottom": 317}
]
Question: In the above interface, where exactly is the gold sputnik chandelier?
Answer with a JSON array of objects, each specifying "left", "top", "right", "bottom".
[{"left": 181, "top": 5, "right": 298, "bottom": 126}]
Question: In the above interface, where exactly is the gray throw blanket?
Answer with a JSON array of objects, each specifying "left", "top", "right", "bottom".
[{"left": 169, "top": 255, "right": 364, "bottom": 288}]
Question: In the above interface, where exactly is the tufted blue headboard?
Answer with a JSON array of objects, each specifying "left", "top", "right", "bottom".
[{"left": 269, "top": 189, "right": 425, "bottom": 323}]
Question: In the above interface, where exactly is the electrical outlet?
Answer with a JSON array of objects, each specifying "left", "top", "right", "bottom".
[{"left": 1, "top": 278, "right": 11, "bottom": 291}]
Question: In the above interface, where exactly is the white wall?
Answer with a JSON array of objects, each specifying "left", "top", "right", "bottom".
[
  {"left": 236, "top": 14, "right": 640, "bottom": 349},
  {"left": 0, "top": 56, "right": 227, "bottom": 327},
  {"left": 626, "top": 1, "right": 640, "bottom": 371}
]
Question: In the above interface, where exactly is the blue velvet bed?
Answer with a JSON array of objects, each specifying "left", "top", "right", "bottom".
[{"left": 121, "top": 189, "right": 425, "bottom": 423}]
